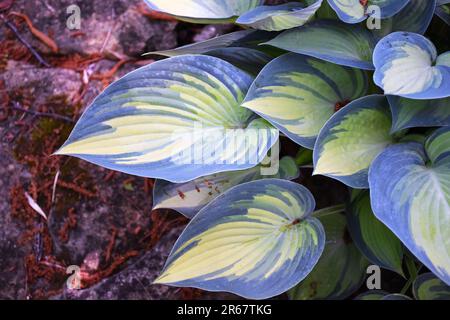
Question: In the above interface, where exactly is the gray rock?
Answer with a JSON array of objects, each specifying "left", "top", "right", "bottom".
[
  {"left": 0, "top": 143, "right": 32, "bottom": 300},
  {"left": 1, "top": 61, "right": 82, "bottom": 105},
  {"left": 7, "top": 0, "right": 178, "bottom": 57},
  {"left": 55, "top": 227, "right": 184, "bottom": 300}
]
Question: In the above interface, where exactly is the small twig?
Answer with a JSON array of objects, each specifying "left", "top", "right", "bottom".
[
  {"left": 11, "top": 103, "right": 74, "bottom": 123},
  {"left": 41, "top": 0, "right": 56, "bottom": 14},
  {"left": 8, "top": 11, "right": 59, "bottom": 53},
  {"left": 0, "top": 14, "right": 50, "bottom": 67},
  {"left": 51, "top": 170, "right": 60, "bottom": 205},
  {"left": 100, "top": 8, "right": 115, "bottom": 53}
]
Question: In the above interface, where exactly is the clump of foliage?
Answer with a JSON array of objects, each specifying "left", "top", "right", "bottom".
[{"left": 56, "top": 0, "right": 450, "bottom": 300}]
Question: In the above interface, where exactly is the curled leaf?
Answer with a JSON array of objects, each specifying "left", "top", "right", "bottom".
[
  {"left": 153, "top": 156, "right": 300, "bottom": 218},
  {"left": 236, "top": 1, "right": 322, "bottom": 31},
  {"left": 373, "top": 32, "right": 450, "bottom": 99},
  {"left": 144, "top": 0, "right": 263, "bottom": 23}
]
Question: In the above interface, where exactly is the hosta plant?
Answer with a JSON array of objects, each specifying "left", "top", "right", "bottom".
[{"left": 56, "top": 0, "right": 450, "bottom": 299}]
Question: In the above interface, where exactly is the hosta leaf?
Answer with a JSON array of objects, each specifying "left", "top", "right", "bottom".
[
  {"left": 373, "top": 32, "right": 450, "bottom": 99},
  {"left": 327, "top": 0, "right": 410, "bottom": 23},
  {"left": 314, "top": 0, "right": 340, "bottom": 19},
  {"left": 242, "top": 53, "right": 368, "bottom": 149},
  {"left": 56, "top": 55, "right": 278, "bottom": 183},
  {"left": 413, "top": 273, "right": 450, "bottom": 300},
  {"left": 372, "top": 0, "right": 436, "bottom": 37},
  {"left": 205, "top": 47, "right": 273, "bottom": 75},
  {"left": 382, "top": 294, "right": 413, "bottom": 300},
  {"left": 388, "top": 96, "right": 450, "bottom": 133},
  {"left": 355, "top": 290, "right": 389, "bottom": 300},
  {"left": 235, "top": 1, "right": 322, "bottom": 31},
  {"left": 369, "top": 127, "right": 450, "bottom": 285},
  {"left": 149, "top": 30, "right": 274, "bottom": 57},
  {"left": 313, "top": 95, "right": 394, "bottom": 189},
  {"left": 347, "top": 190, "right": 404, "bottom": 275},
  {"left": 144, "top": 0, "right": 263, "bottom": 23},
  {"left": 289, "top": 212, "right": 368, "bottom": 300},
  {"left": 155, "top": 179, "right": 325, "bottom": 299},
  {"left": 263, "top": 20, "right": 377, "bottom": 70},
  {"left": 436, "top": 2, "right": 450, "bottom": 26},
  {"left": 153, "top": 156, "right": 300, "bottom": 218},
  {"left": 356, "top": 291, "right": 412, "bottom": 300}
]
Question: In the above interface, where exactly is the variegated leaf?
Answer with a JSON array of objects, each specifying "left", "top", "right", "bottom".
[
  {"left": 382, "top": 294, "right": 413, "bottom": 300},
  {"left": 155, "top": 179, "right": 325, "bottom": 299},
  {"left": 263, "top": 20, "right": 377, "bottom": 70},
  {"left": 373, "top": 32, "right": 450, "bottom": 99},
  {"left": 327, "top": 0, "right": 410, "bottom": 23},
  {"left": 347, "top": 190, "right": 404, "bottom": 275},
  {"left": 144, "top": 0, "right": 263, "bottom": 23},
  {"left": 289, "top": 211, "right": 368, "bottom": 300},
  {"left": 355, "top": 290, "right": 389, "bottom": 300},
  {"left": 372, "top": 0, "right": 436, "bottom": 37},
  {"left": 56, "top": 55, "right": 278, "bottom": 183},
  {"left": 153, "top": 156, "right": 300, "bottom": 218},
  {"left": 242, "top": 53, "right": 368, "bottom": 149},
  {"left": 388, "top": 96, "right": 450, "bottom": 133},
  {"left": 148, "top": 30, "right": 273, "bottom": 57},
  {"left": 413, "top": 273, "right": 450, "bottom": 300},
  {"left": 313, "top": 95, "right": 394, "bottom": 189},
  {"left": 236, "top": 1, "right": 322, "bottom": 31},
  {"left": 436, "top": 3, "right": 450, "bottom": 26},
  {"left": 369, "top": 127, "right": 450, "bottom": 285},
  {"left": 205, "top": 47, "right": 273, "bottom": 75}
]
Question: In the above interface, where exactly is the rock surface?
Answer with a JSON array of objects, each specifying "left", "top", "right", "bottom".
[
  {"left": 7, "top": 0, "right": 178, "bottom": 57},
  {"left": 0, "top": 143, "right": 32, "bottom": 300},
  {"left": 1, "top": 61, "right": 82, "bottom": 105}
]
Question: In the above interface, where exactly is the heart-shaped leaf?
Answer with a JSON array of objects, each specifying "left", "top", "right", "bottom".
[
  {"left": 313, "top": 95, "right": 394, "bottom": 189},
  {"left": 263, "top": 20, "right": 377, "bottom": 70},
  {"left": 372, "top": 0, "right": 436, "bottom": 37},
  {"left": 347, "top": 190, "right": 404, "bottom": 275},
  {"left": 56, "top": 55, "right": 278, "bottom": 183},
  {"left": 242, "top": 53, "right": 368, "bottom": 149},
  {"left": 153, "top": 156, "right": 300, "bottom": 218},
  {"left": 155, "top": 179, "right": 325, "bottom": 299},
  {"left": 373, "top": 32, "right": 450, "bottom": 99},
  {"left": 144, "top": 0, "right": 263, "bottom": 23},
  {"left": 327, "top": 0, "right": 410, "bottom": 23},
  {"left": 369, "top": 127, "right": 450, "bottom": 285},
  {"left": 236, "top": 1, "right": 322, "bottom": 31},
  {"left": 413, "top": 273, "right": 450, "bottom": 300},
  {"left": 388, "top": 96, "right": 450, "bottom": 133},
  {"left": 289, "top": 211, "right": 368, "bottom": 300}
]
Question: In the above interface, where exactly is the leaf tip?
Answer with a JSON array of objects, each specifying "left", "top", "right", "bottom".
[
  {"left": 153, "top": 273, "right": 168, "bottom": 285},
  {"left": 53, "top": 147, "right": 66, "bottom": 156}
]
